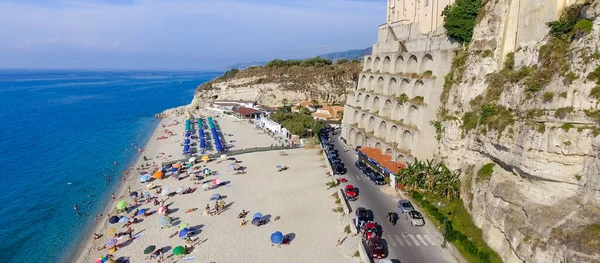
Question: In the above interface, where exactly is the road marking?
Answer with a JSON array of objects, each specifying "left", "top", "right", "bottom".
[
  {"left": 424, "top": 235, "right": 437, "bottom": 246},
  {"left": 416, "top": 235, "right": 428, "bottom": 246},
  {"left": 409, "top": 234, "right": 421, "bottom": 246},
  {"left": 393, "top": 234, "right": 405, "bottom": 246},
  {"left": 402, "top": 234, "right": 413, "bottom": 246},
  {"left": 386, "top": 235, "right": 396, "bottom": 246}
]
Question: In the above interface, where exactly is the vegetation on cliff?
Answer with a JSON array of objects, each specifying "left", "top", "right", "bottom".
[
  {"left": 442, "top": 0, "right": 483, "bottom": 44},
  {"left": 270, "top": 106, "right": 325, "bottom": 137}
]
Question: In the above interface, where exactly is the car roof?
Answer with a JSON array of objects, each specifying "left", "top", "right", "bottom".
[{"left": 346, "top": 184, "right": 354, "bottom": 188}]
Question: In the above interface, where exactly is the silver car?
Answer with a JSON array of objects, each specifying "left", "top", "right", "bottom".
[
  {"left": 397, "top": 199, "right": 414, "bottom": 214},
  {"left": 407, "top": 211, "right": 425, "bottom": 226}
]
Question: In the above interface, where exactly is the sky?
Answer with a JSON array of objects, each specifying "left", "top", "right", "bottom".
[{"left": 0, "top": 0, "right": 386, "bottom": 70}]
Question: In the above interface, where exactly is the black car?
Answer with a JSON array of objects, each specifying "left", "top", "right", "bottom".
[
  {"left": 355, "top": 161, "right": 367, "bottom": 170},
  {"left": 364, "top": 167, "right": 375, "bottom": 177},
  {"left": 372, "top": 174, "right": 386, "bottom": 185},
  {"left": 333, "top": 164, "right": 347, "bottom": 175},
  {"left": 355, "top": 207, "right": 374, "bottom": 228}
]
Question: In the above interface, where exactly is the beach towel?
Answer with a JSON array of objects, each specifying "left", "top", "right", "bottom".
[
  {"left": 184, "top": 256, "right": 195, "bottom": 260},
  {"left": 132, "top": 233, "right": 144, "bottom": 240}
]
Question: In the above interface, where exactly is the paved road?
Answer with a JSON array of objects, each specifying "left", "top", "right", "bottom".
[{"left": 329, "top": 132, "right": 457, "bottom": 263}]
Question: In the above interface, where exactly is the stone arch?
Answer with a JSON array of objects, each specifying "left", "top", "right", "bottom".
[
  {"left": 375, "top": 76, "right": 385, "bottom": 94},
  {"left": 359, "top": 75, "right": 367, "bottom": 90},
  {"left": 421, "top": 54, "right": 434, "bottom": 74},
  {"left": 388, "top": 77, "right": 399, "bottom": 96},
  {"left": 355, "top": 92, "right": 363, "bottom": 105},
  {"left": 365, "top": 57, "right": 373, "bottom": 71},
  {"left": 368, "top": 76, "right": 375, "bottom": 92},
  {"left": 371, "top": 96, "right": 381, "bottom": 114},
  {"left": 349, "top": 128, "right": 357, "bottom": 146},
  {"left": 374, "top": 57, "right": 381, "bottom": 72},
  {"left": 401, "top": 130, "right": 413, "bottom": 150},
  {"left": 382, "top": 56, "right": 391, "bottom": 73},
  {"left": 377, "top": 120, "right": 388, "bottom": 139},
  {"left": 388, "top": 125, "right": 398, "bottom": 143},
  {"left": 374, "top": 142, "right": 382, "bottom": 150},
  {"left": 412, "top": 80, "right": 424, "bottom": 97},
  {"left": 400, "top": 79, "right": 410, "bottom": 96},
  {"left": 384, "top": 148, "right": 393, "bottom": 156},
  {"left": 408, "top": 105, "right": 418, "bottom": 125},
  {"left": 392, "top": 103, "right": 403, "bottom": 121},
  {"left": 367, "top": 116, "right": 376, "bottom": 132},
  {"left": 407, "top": 55, "right": 418, "bottom": 73},
  {"left": 360, "top": 113, "right": 368, "bottom": 129},
  {"left": 395, "top": 55, "right": 405, "bottom": 73},
  {"left": 356, "top": 132, "right": 365, "bottom": 146},
  {"left": 381, "top": 99, "right": 393, "bottom": 118},
  {"left": 396, "top": 154, "right": 405, "bottom": 162},
  {"left": 353, "top": 110, "right": 360, "bottom": 124},
  {"left": 363, "top": 94, "right": 371, "bottom": 109}
]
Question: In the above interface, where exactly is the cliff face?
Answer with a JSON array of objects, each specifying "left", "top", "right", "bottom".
[{"left": 438, "top": 1, "right": 600, "bottom": 262}]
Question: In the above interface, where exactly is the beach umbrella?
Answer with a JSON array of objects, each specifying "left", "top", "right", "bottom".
[
  {"left": 153, "top": 171, "right": 163, "bottom": 180},
  {"left": 200, "top": 139, "right": 206, "bottom": 148},
  {"left": 179, "top": 223, "right": 189, "bottom": 230},
  {"left": 173, "top": 246, "right": 185, "bottom": 255},
  {"left": 129, "top": 192, "right": 138, "bottom": 198},
  {"left": 202, "top": 155, "right": 209, "bottom": 162},
  {"left": 108, "top": 216, "right": 120, "bottom": 224},
  {"left": 144, "top": 245, "right": 156, "bottom": 254},
  {"left": 106, "top": 238, "right": 118, "bottom": 248},
  {"left": 185, "top": 132, "right": 190, "bottom": 137},
  {"left": 173, "top": 163, "right": 182, "bottom": 169},
  {"left": 203, "top": 168, "right": 211, "bottom": 175},
  {"left": 170, "top": 167, "right": 179, "bottom": 173},
  {"left": 94, "top": 258, "right": 102, "bottom": 263},
  {"left": 116, "top": 200, "right": 127, "bottom": 210},
  {"left": 212, "top": 178, "right": 221, "bottom": 186},
  {"left": 253, "top": 212, "right": 263, "bottom": 220},
  {"left": 270, "top": 231, "right": 284, "bottom": 244},
  {"left": 140, "top": 175, "right": 150, "bottom": 183},
  {"left": 137, "top": 208, "right": 147, "bottom": 216},
  {"left": 186, "top": 163, "right": 193, "bottom": 169},
  {"left": 107, "top": 228, "right": 116, "bottom": 236},
  {"left": 189, "top": 157, "right": 196, "bottom": 163},
  {"left": 276, "top": 165, "right": 282, "bottom": 169},
  {"left": 140, "top": 171, "right": 148, "bottom": 175},
  {"left": 220, "top": 154, "right": 227, "bottom": 159},
  {"left": 159, "top": 216, "right": 172, "bottom": 227},
  {"left": 210, "top": 193, "right": 221, "bottom": 201},
  {"left": 251, "top": 218, "right": 260, "bottom": 226},
  {"left": 161, "top": 187, "right": 170, "bottom": 196},
  {"left": 157, "top": 206, "right": 168, "bottom": 215},
  {"left": 179, "top": 228, "right": 189, "bottom": 238},
  {"left": 118, "top": 216, "right": 130, "bottom": 223}
]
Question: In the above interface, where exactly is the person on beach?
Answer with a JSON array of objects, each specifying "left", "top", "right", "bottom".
[
  {"left": 93, "top": 233, "right": 102, "bottom": 240},
  {"left": 73, "top": 204, "right": 78, "bottom": 211}
]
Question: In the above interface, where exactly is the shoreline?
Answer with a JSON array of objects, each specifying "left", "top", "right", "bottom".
[{"left": 69, "top": 118, "right": 163, "bottom": 263}]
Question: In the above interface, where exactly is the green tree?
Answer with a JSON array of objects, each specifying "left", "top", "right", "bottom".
[
  {"left": 299, "top": 106, "right": 312, "bottom": 115},
  {"left": 442, "top": 0, "right": 482, "bottom": 44},
  {"left": 281, "top": 98, "right": 289, "bottom": 107}
]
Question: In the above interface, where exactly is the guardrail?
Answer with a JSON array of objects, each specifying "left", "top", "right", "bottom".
[{"left": 161, "top": 145, "right": 300, "bottom": 166}]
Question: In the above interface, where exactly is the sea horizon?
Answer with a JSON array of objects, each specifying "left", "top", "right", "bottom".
[{"left": 0, "top": 69, "right": 221, "bottom": 262}]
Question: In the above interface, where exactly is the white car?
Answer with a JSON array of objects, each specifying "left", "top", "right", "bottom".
[{"left": 407, "top": 210, "right": 425, "bottom": 226}]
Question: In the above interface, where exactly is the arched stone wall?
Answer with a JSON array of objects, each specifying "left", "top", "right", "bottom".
[
  {"left": 377, "top": 120, "right": 387, "bottom": 138},
  {"left": 371, "top": 97, "right": 381, "bottom": 113},
  {"left": 353, "top": 110, "right": 361, "bottom": 124},
  {"left": 366, "top": 57, "right": 373, "bottom": 71},
  {"left": 363, "top": 94, "right": 371, "bottom": 109},
  {"left": 383, "top": 56, "right": 391, "bottom": 73},
  {"left": 388, "top": 125, "right": 398, "bottom": 143},
  {"left": 367, "top": 116, "right": 376, "bottom": 132},
  {"left": 381, "top": 99, "right": 393, "bottom": 118},
  {"left": 374, "top": 142, "right": 382, "bottom": 150},
  {"left": 400, "top": 79, "right": 410, "bottom": 96},
  {"left": 413, "top": 80, "right": 424, "bottom": 97},
  {"left": 387, "top": 77, "right": 399, "bottom": 96},
  {"left": 396, "top": 154, "right": 405, "bottom": 163},
  {"left": 392, "top": 103, "right": 403, "bottom": 121},
  {"left": 356, "top": 132, "right": 365, "bottom": 146},
  {"left": 395, "top": 55, "right": 405, "bottom": 73},
  {"left": 375, "top": 77, "right": 385, "bottom": 94},
  {"left": 407, "top": 55, "right": 418, "bottom": 73},
  {"left": 349, "top": 128, "right": 357, "bottom": 146},
  {"left": 368, "top": 76, "right": 375, "bottom": 92},
  {"left": 384, "top": 148, "right": 393, "bottom": 156},
  {"left": 374, "top": 57, "right": 381, "bottom": 72},
  {"left": 421, "top": 54, "right": 434, "bottom": 74},
  {"left": 401, "top": 130, "right": 413, "bottom": 150},
  {"left": 408, "top": 105, "right": 418, "bottom": 125},
  {"left": 360, "top": 113, "right": 368, "bottom": 129},
  {"left": 359, "top": 75, "right": 367, "bottom": 90},
  {"left": 355, "top": 92, "right": 363, "bottom": 105}
]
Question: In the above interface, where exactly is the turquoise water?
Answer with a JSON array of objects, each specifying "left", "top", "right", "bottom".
[{"left": 0, "top": 70, "right": 220, "bottom": 262}]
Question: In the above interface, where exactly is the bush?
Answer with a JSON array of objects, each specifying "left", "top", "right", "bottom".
[
  {"left": 336, "top": 58, "right": 348, "bottom": 64},
  {"left": 271, "top": 110, "right": 325, "bottom": 137},
  {"left": 216, "top": 69, "right": 240, "bottom": 81},
  {"left": 477, "top": 163, "right": 495, "bottom": 179},
  {"left": 543, "top": 92, "right": 554, "bottom": 102},
  {"left": 574, "top": 19, "right": 593, "bottom": 34},
  {"left": 555, "top": 107, "right": 574, "bottom": 119},
  {"left": 396, "top": 93, "right": 409, "bottom": 104},
  {"left": 560, "top": 123, "right": 574, "bottom": 131},
  {"left": 560, "top": 91, "right": 568, "bottom": 98},
  {"left": 442, "top": 0, "right": 483, "bottom": 43}
]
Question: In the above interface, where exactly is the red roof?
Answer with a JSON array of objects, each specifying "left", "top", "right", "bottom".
[
  {"left": 359, "top": 147, "right": 406, "bottom": 174},
  {"left": 235, "top": 107, "right": 259, "bottom": 116}
]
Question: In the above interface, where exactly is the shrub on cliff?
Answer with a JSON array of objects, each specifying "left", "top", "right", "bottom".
[{"left": 442, "top": 0, "right": 483, "bottom": 44}]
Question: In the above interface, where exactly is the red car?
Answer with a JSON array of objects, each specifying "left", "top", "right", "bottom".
[
  {"left": 362, "top": 222, "right": 379, "bottom": 240},
  {"left": 345, "top": 184, "right": 357, "bottom": 201},
  {"left": 366, "top": 237, "right": 386, "bottom": 259}
]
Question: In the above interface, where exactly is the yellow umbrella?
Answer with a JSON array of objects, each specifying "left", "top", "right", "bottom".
[
  {"left": 202, "top": 155, "right": 209, "bottom": 162},
  {"left": 107, "top": 228, "right": 116, "bottom": 236}
]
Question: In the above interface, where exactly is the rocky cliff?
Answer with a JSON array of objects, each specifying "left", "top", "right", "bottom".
[{"left": 438, "top": 1, "right": 600, "bottom": 262}]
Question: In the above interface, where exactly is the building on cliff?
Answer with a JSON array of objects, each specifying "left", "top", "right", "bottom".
[{"left": 341, "top": 0, "right": 458, "bottom": 163}]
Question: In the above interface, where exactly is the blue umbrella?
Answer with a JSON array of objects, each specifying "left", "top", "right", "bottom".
[
  {"left": 251, "top": 218, "right": 260, "bottom": 226},
  {"left": 253, "top": 212, "right": 263, "bottom": 220},
  {"left": 137, "top": 208, "right": 147, "bottom": 216},
  {"left": 185, "top": 132, "right": 190, "bottom": 137},
  {"left": 200, "top": 139, "right": 206, "bottom": 148},
  {"left": 185, "top": 139, "right": 190, "bottom": 144},
  {"left": 179, "top": 228, "right": 189, "bottom": 238},
  {"left": 119, "top": 216, "right": 130, "bottom": 223},
  {"left": 160, "top": 215, "right": 172, "bottom": 227},
  {"left": 140, "top": 175, "right": 150, "bottom": 183},
  {"left": 129, "top": 192, "right": 138, "bottom": 197},
  {"left": 210, "top": 193, "right": 221, "bottom": 201},
  {"left": 109, "top": 216, "right": 120, "bottom": 224},
  {"left": 270, "top": 231, "right": 284, "bottom": 244},
  {"left": 276, "top": 165, "right": 282, "bottom": 169},
  {"left": 170, "top": 167, "right": 179, "bottom": 173}
]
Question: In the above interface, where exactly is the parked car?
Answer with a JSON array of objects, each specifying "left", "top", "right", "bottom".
[
  {"left": 345, "top": 184, "right": 357, "bottom": 201},
  {"left": 407, "top": 210, "right": 425, "bottom": 226},
  {"left": 355, "top": 207, "right": 373, "bottom": 228},
  {"left": 362, "top": 222, "right": 380, "bottom": 241},
  {"left": 372, "top": 174, "right": 386, "bottom": 185},
  {"left": 366, "top": 237, "right": 386, "bottom": 259},
  {"left": 355, "top": 161, "right": 367, "bottom": 170},
  {"left": 334, "top": 164, "right": 347, "bottom": 175},
  {"left": 397, "top": 199, "right": 414, "bottom": 214}
]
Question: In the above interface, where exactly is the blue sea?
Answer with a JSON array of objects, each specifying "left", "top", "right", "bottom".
[{"left": 0, "top": 70, "right": 221, "bottom": 262}]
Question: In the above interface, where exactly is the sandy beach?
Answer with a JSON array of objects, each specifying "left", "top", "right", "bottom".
[{"left": 75, "top": 113, "right": 353, "bottom": 263}]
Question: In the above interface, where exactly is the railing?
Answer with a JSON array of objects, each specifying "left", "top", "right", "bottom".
[{"left": 161, "top": 144, "right": 301, "bottom": 166}]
